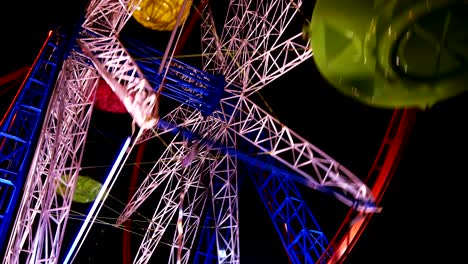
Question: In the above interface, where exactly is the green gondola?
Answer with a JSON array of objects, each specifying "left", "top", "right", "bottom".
[
  {"left": 306, "top": 0, "right": 468, "bottom": 109},
  {"left": 57, "top": 174, "right": 102, "bottom": 204}
]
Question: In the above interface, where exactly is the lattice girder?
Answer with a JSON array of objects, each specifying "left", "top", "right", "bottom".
[
  {"left": 3, "top": 50, "right": 99, "bottom": 264},
  {"left": 225, "top": 95, "right": 379, "bottom": 213}
]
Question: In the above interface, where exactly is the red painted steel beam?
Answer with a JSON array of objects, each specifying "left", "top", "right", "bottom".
[{"left": 318, "top": 108, "right": 418, "bottom": 264}]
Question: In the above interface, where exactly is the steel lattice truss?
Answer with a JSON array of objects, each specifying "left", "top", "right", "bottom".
[
  {"left": 3, "top": 0, "right": 379, "bottom": 263},
  {"left": 200, "top": 0, "right": 312, "bottom": 96},
  {"left": 0, "top": 32, "right": 66, "bottom": 254},
  {"left": 3, "top": 51, "right": 100, "bottom": 263},
  {"left": 122, "top": 0, "right": 379, "bottom": 263}
]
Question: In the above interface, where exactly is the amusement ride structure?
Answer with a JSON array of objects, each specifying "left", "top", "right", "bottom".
[{"left": 0, "top": 0, "right": 432, "bottom": 263}]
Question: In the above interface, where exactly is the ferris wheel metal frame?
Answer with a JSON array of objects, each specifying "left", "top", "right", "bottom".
[{"left": 0, "top": 0, "right": 416, "bottom": 263}]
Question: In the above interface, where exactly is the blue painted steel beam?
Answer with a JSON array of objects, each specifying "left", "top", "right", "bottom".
[
  {"left": 0, "top": 30, "right": 69, "bottom": 255},
  {"left": 121, "top": 36, "right": 225, "bottom": 117},
  {"left": 193, "top": 203, "right": 218, "bottom": 264},
  {"left": 248, "top": 165, "right": 329, "bottom": 264}
]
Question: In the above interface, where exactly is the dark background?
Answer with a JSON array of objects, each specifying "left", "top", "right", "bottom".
[{"left": 1, "top": 0, "right": 467, "bottom": 263}]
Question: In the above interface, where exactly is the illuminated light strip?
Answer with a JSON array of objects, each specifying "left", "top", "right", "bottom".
[{"left": 63, "top": 136, "right": 132, "bottom": 264}]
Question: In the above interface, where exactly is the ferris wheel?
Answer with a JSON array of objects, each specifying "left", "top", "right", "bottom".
[{"left": 0, "top": 0, "right": 421, "bottom": 263}]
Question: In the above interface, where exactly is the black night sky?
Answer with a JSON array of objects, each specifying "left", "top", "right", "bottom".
[{"left": 1, "top": 0, "right": 467, "bottom": 263}]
